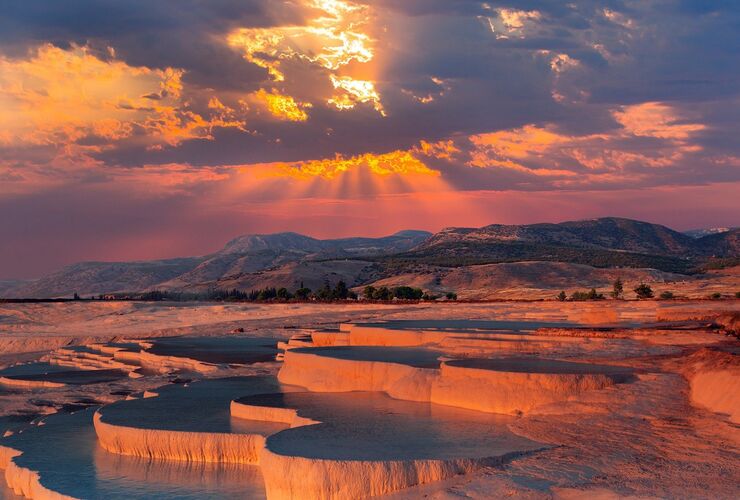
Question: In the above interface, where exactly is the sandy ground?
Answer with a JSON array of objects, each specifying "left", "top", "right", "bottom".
[{"left": 0, "top": 300, "right": 738, "bottom": 499}]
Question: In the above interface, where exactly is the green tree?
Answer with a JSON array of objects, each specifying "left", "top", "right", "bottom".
[
  {"left": 317, "top": 281, "right": 333, "bottom": 300},
  {"left": 634, "top": 283, "right": 654, "bottom": 299},
  {"left": 333, "top": 281, "right": 349, "bottom": 300},
  {"left": 295, "top": 287, "right": 312, "bottom": 300},
  {"left": 363, "top": 286, "right": 376, "bottom": 300},
  {"left": 257, "top": 287, "right": 277, "bottom": 301},
  {"left": 276, "top": 287, "right": 292, "bottom": 300},
  {"left": 611, "top": 277, "right": 624, "bottom": 299},
  {"left": 445, "top": 291, "right": 458, "bottom": 301},
  {"left": 374, "top": 286, "right": 392, "bottom": 301},
  {"left": 393, "top": 286, "right": 423, "bottom": 300},
  {"left": 557, "top": 290, "right": 567, "bottom": 301}
]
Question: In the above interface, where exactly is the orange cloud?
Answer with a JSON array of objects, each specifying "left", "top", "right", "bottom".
[
  {"left": 612, "top": 102, "right": 705, "bottom": 140},
  {"left": 0, "top": 44, "right": 244, "bottom": 153},
  {"left": 481, "top": 7, "right": 542, "bottom": 39},
  {"left": 227, "top": 0, "right": 384, "bottom": 115},
  {"left": 413, "top": 139, "right": 460, "bottom": 160},
  {"left": 466, "top": 102, "right": 707, "bottom": 182},
  {"left": 328, "top": 75, "right": 384, "bottom": 115},
  {"left": 253, "top": 89, "right": 311, "bottom": 121},
  {"left": 265, "top": 149, "right": 439, "bottom": 180}
]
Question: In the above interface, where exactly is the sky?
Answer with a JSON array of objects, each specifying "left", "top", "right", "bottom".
[{"left": 1, "top": 0, "right": 739, "bottom": 279}]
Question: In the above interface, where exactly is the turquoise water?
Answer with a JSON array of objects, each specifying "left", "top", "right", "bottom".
[
  {"left": 1, "top": 377, "right": 301, "bottom": 498},
  {"left": 2, "top": 409, "right": 266, "bottom": 499},
  {"left": 0, "top": 362, "right": 127, "bottom": 384},
  {"left": 290, "top": 346, "right": 443, "bottom": 368},
  {"left": 240, "top": 391, "right": 543, "bottom": 461},
  {"left": 447, "top": 357, "right": 634, "bottom": 375},
  {"left": 99, "top": 376, "right": 289, "bottom": 435},
  {"left": 145, "top": 336, "right": 280, "bottom": 365}
]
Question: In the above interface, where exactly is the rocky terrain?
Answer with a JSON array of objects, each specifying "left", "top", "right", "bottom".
[{"left": 0, "top": 301, "right": 737, "bottom": 499}]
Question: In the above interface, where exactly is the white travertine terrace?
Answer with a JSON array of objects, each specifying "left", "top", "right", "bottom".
[
  {"left": 277, "top": 347, "right": 631, "bottom": 415},
  {"left": 231, "top": 390, "right": 545, "bottom": 500},
  {"left": 229, "top": 401, "right": 320, "bottom": 428},
  {"left": 93, "top": 411, "right": 266, "bottom": 464},
  {"left": 1, "top": 309, "right": 736, "bottom": 500},
  {"left": 0, "top": 445, "right": 75, "bottom": 500},
  {"left": 432, "top": 358, "right": 630, "bottom": 414},
  {"left": 690, "top": 370, "right": 740, "bottom": 423},
  {"left": 0, "top": 377, "right": 66, "bottom": 389},
  {"left": 681, "top": 347, "right": 740, "bottom": 424},
  {"left": 231, "top": 397, "right": 492, "bottom": 499},
  {"left": 278, "top": 348, "right": 440, "bottom": 402},
  {"left": 258, "top": 447, "right": 498, "bottom": 500}
]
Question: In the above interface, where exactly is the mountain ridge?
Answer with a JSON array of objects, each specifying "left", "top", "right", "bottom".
[{"left": 3, "top": 218, "right": 738, "bottom": 298}]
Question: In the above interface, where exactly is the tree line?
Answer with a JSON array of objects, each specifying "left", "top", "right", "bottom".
[
  {"left": 92, "top": 281, "right": 458, "bottom": 303},
  {"left": 554, "top": 278, "right": 739, "bottom": 301}
]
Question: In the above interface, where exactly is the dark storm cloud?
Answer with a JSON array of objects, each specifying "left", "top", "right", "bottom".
[
  {"left": 0, "top": 0, "right": 308, "bottom": 90},
  {"left": 3, "top": 0, "right": 738, "bottom": 174},
  {"left": 0, "top": 1, "right": 738, "bottom": 236}
]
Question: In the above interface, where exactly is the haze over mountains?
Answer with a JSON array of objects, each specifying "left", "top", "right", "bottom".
[{"left": 3, "top": 218, "right": 738, "bottom": 299}]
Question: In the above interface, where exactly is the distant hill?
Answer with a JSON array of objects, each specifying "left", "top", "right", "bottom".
[
  {"left": 420, "top": 218, "right": 699, "bottom": 256},
  {"left": 693, "top": 229, "right": 740, "bottom": 258},
  {"left": 400, "top": 218, "right": 739, "bottom": 272},
  {"left": 2, "top": 230, "right": 431, "bottom": 298},
  {"left": 362, "top": 261, "right": 689, "bottom": 300},
  {"left": 2, "top": 219, "right": 737, "bottom": 299},
  {"left": 684, "top": 227, "right": 734, "bottom": 239},
  {"left": 7, "top": 258, "right": 203, "bottom": 299},
  {"left": 221, "top": 230, "right": 432, "bottom": 256}
]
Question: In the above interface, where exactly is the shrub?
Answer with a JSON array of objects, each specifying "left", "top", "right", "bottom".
[
  {"left": 393, "top": 286, "right": 424, "bottom": 300},
  {"left": 333, "top": 281, "right": 350, "bottom": 300},
  {"left": 445, "top": 291, "right": 458, "bottom": 300},
  {"left": 570, "top": 289, "right": 604, "bottom": 301},
  {"left": 374, "top": 286, "right": 392, "bottom": 301},
  {"left": 709, "top": 292, "right": 722, "bottom": 300},
  {"left": 611, "top": 278, "right": 624, "bottom": 299},
  {"left": 634, "top": 283, "right": 654, "bottom": 299},
  {"left": 557, "top": 291, "right": 567, "bottom": 301},
  {"left": 659, "top": 291, "right": 674, "bottom": 300}
]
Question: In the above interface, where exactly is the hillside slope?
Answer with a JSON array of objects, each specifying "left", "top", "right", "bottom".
[
  {"left": 3, "top": 219, "right": 736, "bottom": 298},
  {"left": 3, "top": 231, "right": 430, "bottom": 298}
]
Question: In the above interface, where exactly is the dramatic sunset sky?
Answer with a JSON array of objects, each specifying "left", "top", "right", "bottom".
[{"left": 1, "top": 1, "right": 739, "bottom": 278}]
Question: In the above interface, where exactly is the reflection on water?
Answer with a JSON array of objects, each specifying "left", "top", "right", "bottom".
[
  {"left": 243, "top": 392, "right": 544, "bottom": 461},
  {"left": 100, "top": 376, "right": 291, "bottom": 434},
  {"left": 146, "top": 336, "right": 280, "bottom": 365},
  {"left": 292, "top": 346, "right": 443, "bottom": 368},
  {"left": 0, "top": 362, "right": 127, "bottom": 385},
  {"left": 2, "top": 409, "right": 266, "bottom": 499},
  {"left": 93, "top": 447, "right": 265, "bottom": 499}
]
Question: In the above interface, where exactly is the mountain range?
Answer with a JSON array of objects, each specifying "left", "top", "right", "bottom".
[{"left": 2, "top": 218, "right": 738, "bottom": 299}]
